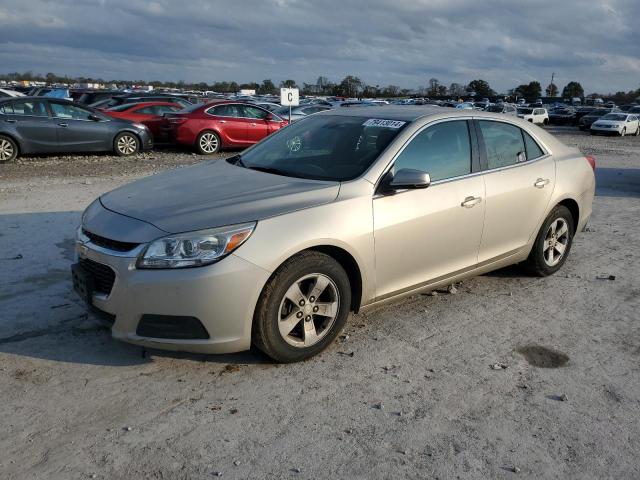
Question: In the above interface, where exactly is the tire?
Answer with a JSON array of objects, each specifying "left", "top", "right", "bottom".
[
  {"left": 0, "top": 135, "right": 18, "bottom": 163},
  {"left": 620, "top": 128, "right": 626, "bottom": 137},
  {"left": 195, "top": 131, "right": 221, "bottom": 154},
  {"left": 543, "top": 118, "right": 549, "bottom": 126},
  {"left": 114, "top": 132, "right": 140, "bottom": 156},
  {"left": 525, "top": 205, "right": 575, "bottom": 277},
  {"left": 252, "top": 251, "right": 351, "bottom": 363},
  {"left": 635, "top": 126, "right": 640, "bottom": 136}
]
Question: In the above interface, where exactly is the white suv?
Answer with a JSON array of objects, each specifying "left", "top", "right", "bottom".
[{"left": 518, "top": 107, "right": 549, "bottom": 125}]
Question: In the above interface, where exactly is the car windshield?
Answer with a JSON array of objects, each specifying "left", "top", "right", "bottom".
[
  {"left": 602, "top": 114, "right": 627, "bottom": 121},
  {"left": 236, "top": 115, "right": 408, "bottom": 181},
  {"left": 518, "top": 108, "right": 533, "bottom": 114}
]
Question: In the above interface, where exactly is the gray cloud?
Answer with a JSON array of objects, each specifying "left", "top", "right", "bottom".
[{"left": 0, "top": 0, "right": 638, "bottom": 93}]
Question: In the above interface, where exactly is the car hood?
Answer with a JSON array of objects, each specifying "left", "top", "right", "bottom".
[{"left": 100, "top": 159, "right": 340, "bottom": 234}]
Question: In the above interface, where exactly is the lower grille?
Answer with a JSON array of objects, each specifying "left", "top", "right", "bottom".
[{"left": 79, "top": 258, "right": 116, "bottom": 295}]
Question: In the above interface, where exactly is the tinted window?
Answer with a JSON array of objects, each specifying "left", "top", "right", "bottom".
[
  {"left": 241, "top": 105, "right": 268, "bottom": 119},
  {"left": 50, "top": 103, "right": 93, "bottom": 120},
  {"left": 393, "top": 121, "right": 471, "bottom": 182},
  {"left": 134, "top": 106, "right": 156, "bottom": 114},
  {"left": 479, "top": 121, "right": 526, "bottom": 169},
  {"left": 1, "top": 100, "right": 48, "bottom": 117},
  {"left": 523, "top": 131, "right": 544, "bottom": 160},
  {"left": 210, "top": 104, "right": 241, "bottom": 117}
]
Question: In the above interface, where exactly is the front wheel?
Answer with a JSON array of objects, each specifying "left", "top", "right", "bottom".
[
  {"left": 0, "top": 135, "right": 18, "bottom": 163},
  {"left": 525, "top": 205, "right": 574, "bottom": 276},
  {"left": 252, "top": 251, "right": 351, "bottom": 363},
  {"left": 195, "top": 131, "right": 221, "bottom": 154},
  {"left": 114, "top": 132, "right": 140, "bottom": 156},
  {"left": 635, "top": 126, "right": 640, "bottom": 136},
  {"left": 620, "top": 128, "right": 626, "bottom": 137}
]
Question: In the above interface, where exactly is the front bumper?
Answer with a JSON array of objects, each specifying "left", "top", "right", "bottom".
[
  {"left": 137, "top": 128, "right": 154, "bottom": 150},
  {"left": 590, "top": 125, "right": 620, "bottom": 134},
  {"left": 74, "top": 234, "right": 271, "bottom": 354}
]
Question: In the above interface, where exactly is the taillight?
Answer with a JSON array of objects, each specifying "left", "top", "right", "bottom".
[{"left": 585, "top": 155, "right": 596, "bottom": 170}]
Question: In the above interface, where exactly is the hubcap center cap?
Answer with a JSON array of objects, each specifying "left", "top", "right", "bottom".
[{"left": 304, "top": 304, "right": 313, "bottom": 315}]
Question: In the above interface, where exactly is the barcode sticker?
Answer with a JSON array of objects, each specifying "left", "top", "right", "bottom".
[{"left": 362, "top": 119, "right": 406, "bottom": 128}]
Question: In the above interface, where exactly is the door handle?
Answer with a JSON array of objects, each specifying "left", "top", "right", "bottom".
[
  {"left": 219, "top": 120, "right": 227, "bottom": 124},
  {"left": 58, "top": 123, "right": 68, "bottom": 127},
  {"left": 250, "top": 123, "right": 257, "bottom": 126},
  {"left": 4, "top": 119, "right": 17, "bottom": 123},
  {"left": 534, "top": 178, "right": 550, "bottom": 188},
  {"left": 461, "top": 196, "right": 482, "bottom": 208}
]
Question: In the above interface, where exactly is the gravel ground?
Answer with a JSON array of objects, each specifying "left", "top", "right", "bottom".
[{"left": 1, "top": 127, "right": 639, "bottom": 479}]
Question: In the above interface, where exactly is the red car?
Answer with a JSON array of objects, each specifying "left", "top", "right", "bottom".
[
  {"left": 105, "top": 102, "right": 184, "bottom": 139},
  {"left": 163, "top": 101, "right": 287, "bottom": 154}
]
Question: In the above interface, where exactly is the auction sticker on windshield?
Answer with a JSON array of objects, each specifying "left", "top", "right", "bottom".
[{"left": 362, "top": 119, "right": 406, "bottom": 128}]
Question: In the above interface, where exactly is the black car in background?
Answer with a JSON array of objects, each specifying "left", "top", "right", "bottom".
[
  {"left": 548, "top": 107, "right": 576, "bottom": 125},
  {"left": 89, "top": 94, "right": 195, "bottom": 110},
  {"left": 0, "top": 97, "right": 152, "bottom": 163},
  {"left": 579, "top": 109, "right": 614, "bottom": 130}
]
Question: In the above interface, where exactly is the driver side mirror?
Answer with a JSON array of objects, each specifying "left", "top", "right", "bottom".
[
  {"left": 381, "top": 168, "right": 431, "bottom": 194},
  {"left": 88, "top": 113, "right": 102, "bottom": 122}
]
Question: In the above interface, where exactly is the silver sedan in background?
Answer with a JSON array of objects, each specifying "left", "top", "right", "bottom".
[{"left": 73, "top": 107, "right": 595, "bottom": 362}]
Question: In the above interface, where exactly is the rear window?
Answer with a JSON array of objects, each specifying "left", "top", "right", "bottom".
[{"left": 0, "top": 100, "right": 48, "bottom": 117}]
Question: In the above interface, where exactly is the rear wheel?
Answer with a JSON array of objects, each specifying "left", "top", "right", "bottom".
[
  {"left": 525, "top": 205, "right": 574, "bottom": 276},
  {"left": 0, "top": 135, "right": 18, "bottom": 163},
  {"left": 114, "top": 132, "right": 140, "bottom": 156},
  {"left": 196, "top": 131, "right": 221, "bottom": 154},
  {"left": 252, "top": 251, "right": 351, "bottom": 363},
  {"left": 543, "top": 118, "right": 549, "bottom": 126}
]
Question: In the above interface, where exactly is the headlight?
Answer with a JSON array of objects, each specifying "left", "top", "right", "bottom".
[
  {"left": 137, "top": 222, "right": 255, "bottom": 269},
  {"left": 132, "top": 123, "right": 148, "bottom": 130}
]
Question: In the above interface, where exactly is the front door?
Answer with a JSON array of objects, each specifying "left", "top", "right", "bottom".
[
  {"left": 240, "top": 105, "right": 271, "bottom": 143},
  {"left": 373, "top": 120, "right": 486, "bottom": 299},
  {"left": 207, "top": 104, "right": 248, "bottom": 146},
  {"left": 476, "top": 120, "right": 556, "bottom": 263},
  {"left": 49, "top": 101, "right": 110, "bottom": 152}
]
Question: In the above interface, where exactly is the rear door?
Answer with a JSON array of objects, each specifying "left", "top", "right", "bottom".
[
  {"left": 49, "top": 101, "right": 111, "bottom": 152},
  {"left": 476, "top": 119, "right": 555, "bottom": 263},
  {"left": 0, "top": 99, "right": 58, "bottom": 152}
]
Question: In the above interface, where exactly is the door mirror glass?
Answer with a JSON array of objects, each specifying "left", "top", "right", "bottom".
[{"left": 388, "top": 168, "right": 431, "bottom": 189}]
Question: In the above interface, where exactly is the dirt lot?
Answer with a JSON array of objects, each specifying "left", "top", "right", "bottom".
[{"left": 1, "top": 127, "right": 639, "bottom": 479}]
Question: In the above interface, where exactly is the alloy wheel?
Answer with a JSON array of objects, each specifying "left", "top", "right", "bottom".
[
  {"left": 117, "top": 135, "right": 137, "bottom": 155},
  {"left": 543, "top": 218, "right": 570, "bottom": 267},
  {"left": 0, "top": 139, "right": 15, "bottom": 161},
  {"left": 277, "top": 273, "right": 340, "bottom": 348},
  {"left": 199, "top": 133, "right": 219, "bottom": 153}
]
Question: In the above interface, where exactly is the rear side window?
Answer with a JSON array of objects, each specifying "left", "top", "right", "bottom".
[
  {"left": 1, "top": 100, "right": 48, "bottom": 117},
  {"left": 478, "top": 121, "right": 526, "bottom": 169},
  {"left": 241, "top": 105, "right": 269, "bottom": 119},
  {"left": 393, "top": 120, "right": 471, "bottom": 182},
  {"left": 523, "top": 131, "right": 544, "bottom": 160}
]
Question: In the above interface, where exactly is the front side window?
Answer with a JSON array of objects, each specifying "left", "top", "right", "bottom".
[
  {"left": 478, "top": 120, "right": 526, "bottom": 169},
  {"left": 241, "top": 105, "right": 269, "bottom": 119},
  {"left": 50, "top": 103, "right": 93, "bottom": 120},
  {"left": 0, "top": 100, "right": 48, "bottom": 117},
  {"left": 393, "top": 121, "right": 471, "bottom": 182}
]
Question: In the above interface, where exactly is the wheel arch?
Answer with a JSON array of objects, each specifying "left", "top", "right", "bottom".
[
  {"left": 0, "top": 131, "right": 22, "bottom": 155},
  {"left": 195, "top": 128, "right": 223, "bottom": 146},
  {"left": 259, "top": 245, "right": 364, "bottom": 314},
  {"left": 557, "top": 198, "right": 580, "bottom": 233}
]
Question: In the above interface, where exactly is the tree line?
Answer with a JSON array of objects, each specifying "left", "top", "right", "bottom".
[{"left": 1, "top": 71, "right": 638, "bottom": 103}]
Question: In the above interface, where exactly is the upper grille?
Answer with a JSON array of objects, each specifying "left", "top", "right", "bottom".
[
  {"left": 79, "top": 258, "right": 116, "bottom": 295},
  {"left": 83, "top": 229, "right": 139, "bottom": 252}
]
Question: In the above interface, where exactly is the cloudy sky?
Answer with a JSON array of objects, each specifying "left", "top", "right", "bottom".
[{"left": 1, "top": 0, "right": 638, "bottom": 93}]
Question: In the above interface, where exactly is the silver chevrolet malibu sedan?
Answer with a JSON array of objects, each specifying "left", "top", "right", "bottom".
[{"left": 73, "top": 106, "right": 595, "bottom": 362}]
